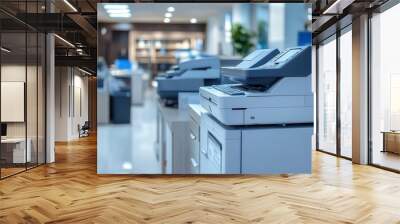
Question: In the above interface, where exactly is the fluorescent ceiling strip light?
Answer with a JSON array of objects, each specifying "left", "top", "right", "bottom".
[
  {"left": 109, "top": 13, "right": 131, "bottom": 18},
  {"left": 1, "top": 47, "right": 11, "bottom": 53},
  {"left": 167, "top": 6, "right": 175, "bottom": 12},
  {"left": 322, "top": 0, "right": 353, "bottom": 15},
  {"left": 106, "top": 9, "right": 130, "bottom": 14},
  {"left": 63, "top": 0, "right": 78, "bottom": 12},
  {"left": 103, "top": 4, "right": 129, "bottom": 10},
  {"left": 54, "top": 34, "right": 75, "bottom": 48},
  {"left": 78, "top": 67, "right": 92, "bottom": 76}
]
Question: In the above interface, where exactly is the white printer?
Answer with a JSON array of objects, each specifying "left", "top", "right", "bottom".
[
  {"left": 199, "top": 46, "right": 313, "bottom": 174},
  {"left": 156, "top": 56, "right": 220, "bottom": 103}
]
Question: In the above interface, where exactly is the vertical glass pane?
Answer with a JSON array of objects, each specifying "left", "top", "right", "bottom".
[
  {"left": 27, "top": 31, "right": 38, "bottom": 169},
  {"left": 318, "top": 36, "right": 337, "bottom": 154},
  {"left": 340, "top": 29, "right": 352, "bottom": 158},
  {"left": 1, "top": 31, "right": 27, "bottom": 177},
  {"left": 38, "top": 33, "right": 45, "bottom": 165},
  {"left": 371, "top": 4, "right": 400, "bottom": 171}
]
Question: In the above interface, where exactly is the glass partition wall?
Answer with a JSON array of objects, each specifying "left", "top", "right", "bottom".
[
  {"left": 316, "top": 25, "right": 352, "bottom": 159},
  {"left": 0, "top": 2, "right": 46, "bottom": 179},
  {"left": 370, "top": 3, "right": 400, "bottom": 171}
]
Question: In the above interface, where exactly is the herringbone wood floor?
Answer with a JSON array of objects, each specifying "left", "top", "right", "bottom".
[{"left": 0, "top": 135, "right": 400, "bottom": 224}]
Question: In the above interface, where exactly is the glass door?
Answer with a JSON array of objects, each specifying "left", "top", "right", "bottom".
[
  {"left": 370, "top": 3, "right": 400, "bottom": 171},
  {"left": 339, "top": 26, "right": 352, "bottom": 158},
  {"left": 317, "top": 35, "right": 337, "bottom": 155}
]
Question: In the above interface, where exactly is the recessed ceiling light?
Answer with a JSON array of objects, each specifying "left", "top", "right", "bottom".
[
  {"left": 165, "top": 12, "right": 172, "bottom": 18},
  {"left": 103, "top": 4, "right": 129, "bottom": 10},
  {"left": 164, "top": 18, "right": 170, "bottom": 23},
  {"left": 190, "top": 18, "right": 197, "bottom": 24},
  {"left": 109, "top": 13, "right": 131, "bottom": 18},
  {"left": 167, "top": 6, "right": 175, "bottom": 12},
  {"left": 106, "top": 9, "right": 130, "bottom": 14}
]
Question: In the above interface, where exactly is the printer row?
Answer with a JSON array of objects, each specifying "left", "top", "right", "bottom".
[{"left": 156, "top": 46, "right": 313, "bottom": 174}]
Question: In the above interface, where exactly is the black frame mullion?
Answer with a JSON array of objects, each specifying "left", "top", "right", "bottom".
[
  {"left": 0, "top": 18, "right": 2, "bottom": 179},
  {"left": 315, "top": 21, "right": 353, "bottom": 162},
  {"left": 25, "top": 0, "right": 28, "bottom": 172},
  {"left": 315, "top": 44, "right": 320, "bottom": 151},
  {"left": 0, "top": 0, "right": 48, "bottom": 180},
  {"left": 336, "top": 21, "right": 341, "bottom": 157}
]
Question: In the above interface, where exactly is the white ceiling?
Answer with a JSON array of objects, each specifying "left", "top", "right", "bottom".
[{"left": 98, "top": 3, "right": 234, "bottom": 23}]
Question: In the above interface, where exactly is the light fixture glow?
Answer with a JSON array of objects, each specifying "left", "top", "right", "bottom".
[
  {"left": 109, "top": 13, "right": 131, "bottom": 18},
  {"left": 103, "top": 4, "right": 129, "bottom": 10},
  {"left": 167, "top": 6, "right": 175, "bottom": 12},
  {"left": 163, "top": 18, "right": 170, "bottom": 23},
  {"left": 190, "top": 18, "right": 197, "bottom": 24},
  {"left": 1, "top": 47, "right": 11, "bottom": 53},
  {"left": 54, "top": 34, "right": 75, "bottom": 48},
  {"left": 106, "top": 9, "right": 130, "bottom": 14},
  {"left": 63, "top": 0, "right": 78, "bottom": 12},
  {"left": 165, "top": 12, "right": 172, "bottom": 18}
]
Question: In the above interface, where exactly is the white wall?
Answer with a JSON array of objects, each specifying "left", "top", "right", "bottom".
[{"left": 55, "top": 67, "right": 89, "bottom": 141}]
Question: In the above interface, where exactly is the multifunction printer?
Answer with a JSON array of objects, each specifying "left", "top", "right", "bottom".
[
  {"left": 199, "top": 46, "right": 313, "bottom": 174},
  {"left": 156, "top": 56, "right": 220, "bottom": 102}
]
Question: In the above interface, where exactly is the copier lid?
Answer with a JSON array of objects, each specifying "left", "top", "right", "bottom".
[{"left": 222, "top": 45, "right": 311, "bottom": 84}]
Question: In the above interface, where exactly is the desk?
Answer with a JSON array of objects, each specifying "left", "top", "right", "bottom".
[
  {"left": 1, "top": 138, "right": 31, "bottom": 163},
  {"left": 382, "top": 131, "right": 400, "bottom": 154}
]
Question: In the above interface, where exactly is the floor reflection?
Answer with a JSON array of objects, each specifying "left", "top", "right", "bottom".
[{"left": 97, "top": 88, "right": 161, "bottom": 174}]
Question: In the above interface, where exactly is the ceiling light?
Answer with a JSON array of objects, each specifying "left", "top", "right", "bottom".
[
  {"left": 164, "top": 18, "right": 170, "bottom": 23},
  {"left": 106, "top": 9, "right": 130, "bottom": 14},
  {"left": 190, "top": 18, "right": 197, "bottom": 24},
  {"left": 54, "top": 34, "right": 75, "bottom": 48},
  {"left": 109, "top": 13, "right": 131, "bottom": 18},
  {"left": 103, "top": 4, "right": 129, "bottom": 10},
  {"left": 165, "top": 12, "right": 172, "bottom": 18},
  {"left": 167, "top": 6, "right": 175, "bottom": 12},
  {"left": 63, "top": 0, "right": 78, "bottom": 12},
  {"left": 1, "top": 47, "right": 11, "bottom": 53}
]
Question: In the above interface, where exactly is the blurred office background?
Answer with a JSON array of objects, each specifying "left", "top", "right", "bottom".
[{"left": 97, "top": 3, "right": 311, "bottom": 174}]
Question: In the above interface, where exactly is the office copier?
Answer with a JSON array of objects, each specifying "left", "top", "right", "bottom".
[
  {"left": 199, "top": 46, "right": 313, "bottom": 174},
  {"left": 156, "top": 56, "right": 220, "bottom": 103}
]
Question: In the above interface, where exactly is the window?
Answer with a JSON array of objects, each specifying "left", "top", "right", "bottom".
[
  {"left": 370, "top": 3, "right": 400, "bottom": 171},
  {"left": 317, "top": 35, "right": 337, "bottom": 154}
]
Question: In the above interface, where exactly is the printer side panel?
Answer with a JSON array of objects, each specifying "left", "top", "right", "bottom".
[{"left": 241, "top": 126, "right": 313, "bottom": 174}]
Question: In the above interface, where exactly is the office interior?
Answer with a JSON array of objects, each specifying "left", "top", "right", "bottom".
[
  {"left": 97, "top": 3, "right": 312, "bottom": 174},
  {"left": 0, "top": 1, "right": 97, "bottom": 179},
  {"left": 315, "top": 1, "right": 400, "bottom": 172},
  {"left": 96, "top": 1, "right": 400, "bottom": 175},
  {"left": 0, "top": 0, "right": 399, "bottom": 223}
]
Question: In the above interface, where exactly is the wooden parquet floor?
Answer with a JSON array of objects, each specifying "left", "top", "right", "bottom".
[{"left": 1, "top": 135, "right": 400, "bottom": 224}]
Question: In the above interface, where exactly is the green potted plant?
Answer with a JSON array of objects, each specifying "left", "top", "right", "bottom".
[{"left": 231, "top": 23, "right": 255, "bottom": 57}]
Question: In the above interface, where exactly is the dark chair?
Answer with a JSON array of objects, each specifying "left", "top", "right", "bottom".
[{"left": 79, "top": 121, "right": 90, "bottom": 138}]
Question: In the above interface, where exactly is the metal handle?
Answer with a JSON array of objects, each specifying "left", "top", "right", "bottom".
[
  {"left": 191, "top": 158, "right": 198, "bottom": 168},
  {"left": 190, "top": 132, "right": 196, "bottom": 140}
]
